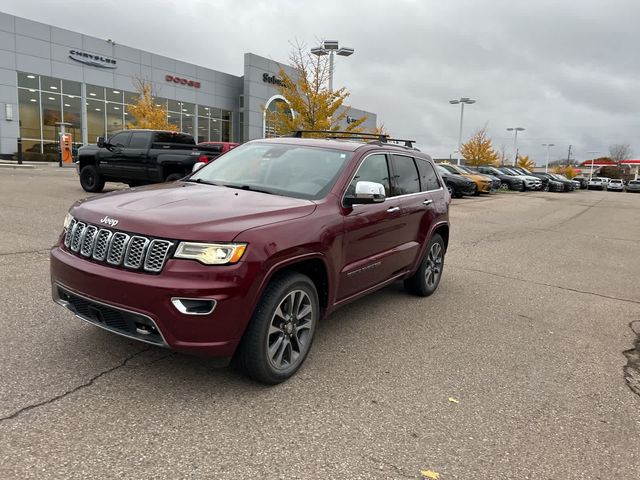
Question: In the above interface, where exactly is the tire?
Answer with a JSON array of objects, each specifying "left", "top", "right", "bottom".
[
  {"left": 499, "top": 182, "right": 509, "bottom": 191},
  {"left": 235, "top": 272, "right": 319, "bottom": 384},
  {"left": 446, "top": 183, "right": 461, "bottom": 198},
  {"left": 165, "top": 172, "right": 184, "bottom": 182},
  {"left": 472, "top": 184, "right": 479, "bottom": 196},
  {"left": 543, "top": 183, "right": 549, "bottom": 192},
  {"left": 404, "top": 234, "right": 445, "bottom": 297},
  {"left": 79, "top": 164, "right": 105, "bottom": 193}
]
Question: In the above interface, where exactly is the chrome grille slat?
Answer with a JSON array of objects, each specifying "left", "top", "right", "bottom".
[
  {"left": 144, "top": 240, "right": 173, "bottom": 273},
  {"left": 92, "top": 229, "right": 113, "bottom": 261},
  {"left": 63, "top": 221, "right": 172, "bottom": 273},
  {"left": 107, "top": 232, "right": 130, "bottom": 265},
  {"left": 70, "top": 222, "right": 86, "bottom": 252},
  {"left": 80, "top": 225, "right": 99, "bottom": 257},
  {"left": 124, "top": 236, "right": 150, "bottom": 269}
]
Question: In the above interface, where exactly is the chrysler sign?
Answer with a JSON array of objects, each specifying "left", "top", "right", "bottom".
[{"left": 68, "top": 50, "right": 117, "bottom": 69}]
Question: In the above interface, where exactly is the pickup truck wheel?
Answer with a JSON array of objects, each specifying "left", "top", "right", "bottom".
[
  {"left": 165, "top": 173, "right": 184, "bottom": 182},
  {"left": 235, "top": 272, "right": 319, "bottom": 384},
  {"left": 80, "top": 165, "right": 105, "bottom": 193},
  {"left": 404, "top": 233, "right": 445, "bottom": 297}
]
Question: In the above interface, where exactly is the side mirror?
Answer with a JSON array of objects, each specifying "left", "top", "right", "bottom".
[
  {"left": 97, "top": 137, "right": 106, "bottom": 148},
  {"left": 192, "top": 162, "right": 206, "bottom": 173},
  {"left": 344, "top": 181, "right": 386, "bottom": 206}
]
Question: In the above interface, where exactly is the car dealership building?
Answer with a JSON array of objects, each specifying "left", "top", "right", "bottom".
[{"left": 0, "top": 11, "right": 376, "bottom": 159}]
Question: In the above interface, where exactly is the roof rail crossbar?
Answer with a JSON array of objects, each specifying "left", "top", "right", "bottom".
[
  {"left": 291, "top": 130, "right": 389, "bottom": 141},
  {"left": 386, "top": 138, "right": 417, "bottom": 148}
]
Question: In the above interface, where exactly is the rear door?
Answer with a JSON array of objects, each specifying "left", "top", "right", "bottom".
[
  {"left": 338, "top": 153, "right": 406, "bottom": 300},
  {"left": 389, "top": 154, "right": 438, "bottom": 269},
  {"left": 122, "top": 131, "right": 151, "bottom": 180}
]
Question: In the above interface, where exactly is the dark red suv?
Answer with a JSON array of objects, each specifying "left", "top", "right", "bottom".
[{"left": 51, "top": 135, "right": 450, "bottom": 383}]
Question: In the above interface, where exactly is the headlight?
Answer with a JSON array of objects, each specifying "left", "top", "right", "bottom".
[
  {"left": 63, "top": 213, "right": 74, "bottom": 230},
  {"left": 174, "top": 242, "right": 247, "bottom": 265}
]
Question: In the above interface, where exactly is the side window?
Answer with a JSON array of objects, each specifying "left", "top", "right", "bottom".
[
  {"left": 107, "top": 132, "right": 131, "bottom": 148},
  {"left": 129, "top": 132, "right": 149, "bottom": 149},
  {"left": 348, "top": 154, "right": 391, "bottom": 196},
  {"left": 416, "top": 159, "right": 441, "bottom": 191},
  {"left": 391, "top": 155, "right": 420, "bottom": 195}
]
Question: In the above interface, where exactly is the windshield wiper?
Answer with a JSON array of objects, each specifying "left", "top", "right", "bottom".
[
  {"left": 185, "top": 178, "right": 220, "bottom": 186},
  {"left": 223, "top": 184, "right": 273, "bottom": 195}
]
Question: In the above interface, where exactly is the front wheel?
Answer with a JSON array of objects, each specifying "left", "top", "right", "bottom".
[
  {"left": 235, "top": 272, "right": 319, "bottom": 384},
  {"left": 404, "top": 234, "right": 445, "bottom": 297},
  {"left": 500, "top": 182, "right": 510, "bottom": 191},
  {"left": 79, "top": 164, "right": 105, "bottom": 193}
]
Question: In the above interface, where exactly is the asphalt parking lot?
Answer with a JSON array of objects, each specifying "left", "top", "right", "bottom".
[{"left": 1, "top": 166, "right": 639, "bottom": 479}]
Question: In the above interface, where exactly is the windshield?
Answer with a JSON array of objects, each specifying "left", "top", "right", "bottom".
[
  {"left": 438, "top": 164, "right": 460, "bottom": 174},
  {"left": 436, "top": 165, "right": 450, "bottom": 175},
  {"left": 500, "top": 168, "right": 518, "bottom": 175},
  {"left": 190, "top": 142, "right": 352, "bottom": 200}
]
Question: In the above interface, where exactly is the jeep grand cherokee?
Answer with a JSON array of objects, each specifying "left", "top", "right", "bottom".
[{"left": 51, "top": 135, "right": 450, "bottom": 384}]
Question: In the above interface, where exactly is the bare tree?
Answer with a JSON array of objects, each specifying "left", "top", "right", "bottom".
[
  {"left": 497, "top": 144, "right": 509, "bottom": 166},
  {"left": 609, "top": 143, "right": 631, "bottom": 163}
]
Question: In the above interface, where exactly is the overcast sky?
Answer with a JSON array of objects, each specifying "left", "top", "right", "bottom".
[{"left": 3, "top": 0, "right": 639, "bottom": 164}]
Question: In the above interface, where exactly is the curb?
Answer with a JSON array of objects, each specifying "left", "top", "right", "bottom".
[{"left": 0, "top": 163, "right": 36, "bottom": 169}]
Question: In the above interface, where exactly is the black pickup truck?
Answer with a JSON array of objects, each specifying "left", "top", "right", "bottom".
[{"left": 76, "top": 129, "right": 219, "bottom": 192}]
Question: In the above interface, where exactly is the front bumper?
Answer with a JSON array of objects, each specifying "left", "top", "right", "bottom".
[{"left": 50, "top": 245, "right": 261, "bottom": 357}]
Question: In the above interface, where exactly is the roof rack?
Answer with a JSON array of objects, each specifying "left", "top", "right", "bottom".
[{"left": 291, "top": 130, "right": 417, "bottom": 149}]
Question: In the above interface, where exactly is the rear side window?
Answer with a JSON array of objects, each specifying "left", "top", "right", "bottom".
[
  {"left": 391, "top": 155, "right": 420, "bottom": 195},
  {"left": 129, "top": 132, "right": 149, "bottom": 149},
  {"left": 348, "top": 154, "right": 390, "bottom": 196},
  {"left": 416, "top": 159, "right": 441, "bottom": 191},
  {"left": 153, "top": 132, "right": 195, "bottom": 145}
]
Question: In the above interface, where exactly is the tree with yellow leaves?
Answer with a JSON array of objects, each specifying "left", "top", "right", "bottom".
[
  {"left": 552, "top": 165, "right": 578, "bottom": 179},
  {"left": 264, "top": 42, "right": 367, "bottom": 137},
  {"left": 460, "top": 127, "right": 499, "bottom": 166},
  {"left": 127, "top": 79, "right": 177, "bottom": 131},
  {"left": 517, "top": 155, "right": 536, "bottom": 171}
]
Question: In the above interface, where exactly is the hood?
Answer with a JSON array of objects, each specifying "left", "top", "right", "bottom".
[
  {"left": 462, "top": 173, "right": 491, "bottom": 183},
  {"left": 70, "top": 182, "right": 317, "bottom": 242}
]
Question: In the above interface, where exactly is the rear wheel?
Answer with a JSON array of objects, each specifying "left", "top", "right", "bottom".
[
  {"left": 165, "top": 172, "right": 184, "bottom": 182},
  {"left": 235, "top": 272, "right": 319, "bottom": 384},
  {"left": 79, "top": 164, "right": 105, "bottom": 193},
  {"left": 500, "top": 182, "right": 509, "bottom": 191},
  {"left": 404, "top": 234, "right": 445, "bottom": 297}
]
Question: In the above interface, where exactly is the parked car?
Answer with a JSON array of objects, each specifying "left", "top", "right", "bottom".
[
  {"left": 497, "top": 167, "right": 542, "bottom": 191},
  {"left": 76, "top": 130, "right": 221, "bottom": 192},
  {"left": 607, "top": 179, "right": 625, "bottom": 191},
  {"left": 471, "top": 165, "right": 524, "bottom": 191},
  {"left": 528, "top": 172, "right": 565, "bottom": 192},
  {"left": 588, "top": 177, "right": 606, "bottom": 190},
  {"left": 196, "top": 141, "right": 240, "bottom": 163},
  {"left": 51, "top": 133, "right": 450, "bottom": 384},
  {"left": 626, "top": 180, "right": 640, "bottom": 193},
  {"left": 435, "top": 164, "right": 477, "bottom": 197},
  {"left": 437, "top": 163, "right": 492, "bottom": 194},
  {"left": 549, "top": 173, "right": 580, "bottom": 192},
  {"left": 457, "top": 165, "right": 500, "bottom": 191},
  {"left": 572, "top": 176, "right": 589, "bottom": 189}
]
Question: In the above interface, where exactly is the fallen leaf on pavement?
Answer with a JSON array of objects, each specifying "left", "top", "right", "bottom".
[
  {"left": 421, "top": 469, "right": 440, "bottom": 479},
  {"left": 448, "top": 397, "right": 459, "bottom": 404}
]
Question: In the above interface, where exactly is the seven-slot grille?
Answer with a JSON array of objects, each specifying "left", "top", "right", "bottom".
[{"left": 63, "top": 219, "right": 173, "bottom": 273}]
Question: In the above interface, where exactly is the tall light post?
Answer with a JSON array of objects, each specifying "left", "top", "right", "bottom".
[
  {"left": 310, "top": 40, "right": 354, "bottom": 93},
  {"left": 449, "top": 97, "right": 476, "bottom": 165},
  {"left": 587, "top": 150, "right": 600, "bottom": 181},
  {"left": 507, "top": 127, "right": 525, "bottom": 166},
  {"left": 542, "top": 143, "right": 555, "bottom": 173}
]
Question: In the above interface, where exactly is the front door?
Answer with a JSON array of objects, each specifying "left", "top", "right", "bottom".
[{"left": 97, "top": 131, "right": 131, "bottom": 179}]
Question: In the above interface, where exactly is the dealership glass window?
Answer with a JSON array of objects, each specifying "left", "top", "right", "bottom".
[
  {"left": 182, "top": 114, "right": 194, "bottom": 135},
  {"left": 167, "top": 99, "right": 181, "bottom": 113},
  {"left": 106, "top": 88, "right": 124, "bottom": 103},
  {"left": 41, "top": 76, "right": 61, "bottom": 93},
  {"left": 154, "top": 97, "right": 168, "bottom": 109},
  {"left": 86, "top": 84, "right": 104, "bottom": 100},
  {"left": 220, "top": 120, "right": 231, "bottom": 142},
  {"left": 17, "top": 72, "right": 39, "bottom": 90},
  {"left": 17, "top": 88, "right": 42, "bottom": 140},
  {"left": 61, "top": 79, "right": 81, "bottom": 97},
  {"left": 181, "top": 102, "right": 195, "bottom": 116},
  {"left": 210, "top": 107, "right": 222, "bottom": 119},
  {"left": 198, "top": 105, "right": 210, "bottom": 117},
  {"left": 167, "top": 113, "right": 180, "bottom": 131},
  {"left": 41, "top": 93, "right": 62, "bottom": 141},
  {"left": 106, "top": 102, "right": 124, "bottom": 134},
  {"left": 197, "top": 117, "right": 209, "bottom": 142},
  {"left": 124, "top": 91, "right": 138, "bottom": 105},
  {"left": 63, "top": 94, "right": 82, "bottom": 141},
  {"left": 22, "top": 140, "right": 42, "bottom": 155},
  {"left": 210, "top": 118, "right": 221, "bottom": 141},
  {"left": 87, "top": 99, "right": 105, "bottom": 142},
  {"left": 221, "top": 110, "right": 231, "bottom": 121}
]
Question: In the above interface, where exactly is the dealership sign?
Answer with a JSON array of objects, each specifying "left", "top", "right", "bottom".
[
  {"left": 263, "top": 73, "right": 284, "bottom": 86},
  {"left": 68, "top": 50, "right": 117, "bottom": 69},
  {"left": 165, "top": 75, "right": 201, "bottom": 88}
]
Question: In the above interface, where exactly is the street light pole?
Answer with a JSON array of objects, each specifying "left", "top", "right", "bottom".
[
  {"left": 449, "top": 97, "right": 476, "bottom": 166},
  {"left": 311, "top": 40, "right": 354, "bottom": 93},
  {"left": 507, "top": 127, "right": 525, "bottom": 166},
  {"left": 542, "top": 143, "right": 555, "bottom": 173},
  {"left": 587, "top": 150, "right": 600, "bottom": 181}
]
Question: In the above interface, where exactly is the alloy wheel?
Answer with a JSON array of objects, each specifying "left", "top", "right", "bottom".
[
  {"left": 266, "top": 290, "right": 314, "bottom": 371},
  {"left": 424, "top": 242, "right": 443, "bottom": 289}
]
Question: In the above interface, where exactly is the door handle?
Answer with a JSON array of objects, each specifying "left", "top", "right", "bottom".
[
  {"left": 386, "top": 206, "right": 400, "bottom": 213},
  {"left": 422, "top": 199, "right": 433, "bottom": 206}
]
